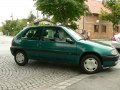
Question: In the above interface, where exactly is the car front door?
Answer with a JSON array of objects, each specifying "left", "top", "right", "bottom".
[
  {"left": 21, "top": 27, "right": 42, "bottom": 59},
  {"left": 39, "top": 27, "right": 78, "bottom": 64}
]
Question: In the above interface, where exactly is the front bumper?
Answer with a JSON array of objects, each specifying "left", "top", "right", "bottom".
[{"left": 102, "top": 54, "right": 119, "bottom": 67}]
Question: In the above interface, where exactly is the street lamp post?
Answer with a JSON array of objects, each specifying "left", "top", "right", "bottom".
[
  {"left": 83, "top": 15, "right": 85, "bottom": 30},
  {"left": 27, "top": 22, "right": 29, "bottom": 26},
  {"left": 113, "top": 0, "right": 116, "bottom": 35},
  {"left": 96, "top": 20, "right": 99, "bottom": 23}
]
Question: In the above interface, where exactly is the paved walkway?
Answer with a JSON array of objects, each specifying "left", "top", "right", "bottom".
[
  {"left": 64, "top": 69, "right": 120, "bottom": 90},
  {"left": 0, "top": 36, "right": 80, "bottom": 90},
  {"left": 0, "top": 35, "right": 13, "bottom": 44},
  {"left": 0, "top": 36, "right": 119, "bottom": 90}
]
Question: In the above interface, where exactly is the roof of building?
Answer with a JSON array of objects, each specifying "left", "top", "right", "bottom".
[{"left": 85, "top": 0, "right": 110, "bottom": 14}]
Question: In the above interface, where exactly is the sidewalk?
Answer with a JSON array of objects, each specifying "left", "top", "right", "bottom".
[
  {"left": 0, "top": 35, "right": 13, "bottom": 44},
  {"left": 46, "top": 63, "right": 120, "bottom": 90},
  {"left": 63, "top": 68, "right": 120, "bottom": 90}
]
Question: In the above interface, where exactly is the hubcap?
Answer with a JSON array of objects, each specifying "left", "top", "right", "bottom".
[
  {"left": 16, "top": 52, "right": 25, "bottom": 64},
  {"left": 84, "top": 58, "right": 98, "bottom": 72}
]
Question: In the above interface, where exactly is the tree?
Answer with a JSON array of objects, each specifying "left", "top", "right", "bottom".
[
  {"left": 0, "top": 27, "right": 2, "bottom": 31},
  {"left": 15, "top": 19, "right": 28, "bottom": 35},
  {"left": 2, "top": 19, "right": 28, "bottom": 36},
  {"left": 1, "top": 11, "right": 37, "bottom": 36},
  {"left": 100, "top": 0, "right": 120, "bottom": 35},
  {"left": 2, "top": 20, "right": 18, "bottom": 35},
  {"left": 35, "top": 0, "right": 88, "bottom": 26},
  {"left": 27, "top": 11, "right": 36, "bottom": 24}
]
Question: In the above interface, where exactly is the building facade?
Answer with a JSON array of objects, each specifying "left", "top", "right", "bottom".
[{"left": 77, "top": 0, "right": 120, "bottom": 39}]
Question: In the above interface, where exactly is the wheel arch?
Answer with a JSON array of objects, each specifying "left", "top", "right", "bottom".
[
  {"left": 79, "top": 52, "right": 103, "bottom": 65},
  {"left": 14, "top": 48, "right": 28, "bottom": 66},
  {"left": 13, "top": 49, "right": 26, "bottom": 56}
]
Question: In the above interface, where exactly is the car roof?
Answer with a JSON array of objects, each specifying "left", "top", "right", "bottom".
[{"left": 26, "top": 25, "right": 64, "bottom": 29}]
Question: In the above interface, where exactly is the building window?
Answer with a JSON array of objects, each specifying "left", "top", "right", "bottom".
[
  {"left": 102, "top": 25, "right": 106, "bottom": 32},
  {"left": 94, "top": 25, "right": 99, "bottom": 32}
]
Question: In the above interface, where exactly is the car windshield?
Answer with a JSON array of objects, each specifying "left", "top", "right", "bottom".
[{"left": 63, "top": 27, "right": 84, "bottom": 41}]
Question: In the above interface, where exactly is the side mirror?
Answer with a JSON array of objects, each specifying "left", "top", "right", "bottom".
[{"left": 66, "top": 38, "right": 74, "bottom": 44}]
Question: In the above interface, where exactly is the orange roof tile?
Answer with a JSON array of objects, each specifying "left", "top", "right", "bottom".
[{"left": 85, "top": 0, "right": 110, "bottom": 14}]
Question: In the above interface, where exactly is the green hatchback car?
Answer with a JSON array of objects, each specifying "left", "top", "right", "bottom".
[{"left": 10, "top": 26, "right": 119, "bottom": 74}]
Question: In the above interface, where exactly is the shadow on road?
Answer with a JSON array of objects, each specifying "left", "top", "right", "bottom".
[
  {"left": 17, "top": 59, "right": 118, "bottom": 75},
  {"left": 27, "top": 60, "right": 81, "bottom": 73}
]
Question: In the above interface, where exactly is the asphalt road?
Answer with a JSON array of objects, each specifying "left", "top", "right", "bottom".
[{"left": 65, "top": 68, "right": 120, "bottom": 90}]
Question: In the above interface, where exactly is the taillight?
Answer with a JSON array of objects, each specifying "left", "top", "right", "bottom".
[{"left": 112, "top": 36, "right": 116, "bottom": 41}]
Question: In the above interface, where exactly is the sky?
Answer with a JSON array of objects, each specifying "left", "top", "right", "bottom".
[
  {"left": 0, "top": 0, "right": 103, "bottom": 26},
  {"left": 0, "top": 0, "right": 38, "bottom": 26}
]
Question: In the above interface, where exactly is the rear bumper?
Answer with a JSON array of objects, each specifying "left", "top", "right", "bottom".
[{"left": 102, "top": 54, "right": 119, "bottom": 67}]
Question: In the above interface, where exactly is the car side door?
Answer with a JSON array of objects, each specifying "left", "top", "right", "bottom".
[
  {"left": 39, "top": 27, "right": 78, "bottom": 64},
  {"left": 21, "top": 27, "right": 42, "bottom": 59}
]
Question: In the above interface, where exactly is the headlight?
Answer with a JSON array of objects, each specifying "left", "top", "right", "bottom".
[{"left": 111, "top": 49, "right": 118, "bottom": 55}]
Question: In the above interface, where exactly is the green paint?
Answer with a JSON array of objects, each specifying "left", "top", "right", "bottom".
[{"left": 10, "top": 26, "right": 119, "bottom": 67}]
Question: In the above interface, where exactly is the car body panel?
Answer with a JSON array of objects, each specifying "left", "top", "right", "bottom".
[
  {"left": 38, "top": 40, "right": 78, "bottom": 64},
  {"left": 10, "top": 26, "right": 119, "bottom": 67}
]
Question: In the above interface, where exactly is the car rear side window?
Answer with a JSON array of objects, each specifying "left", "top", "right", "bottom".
[{"left": 23, "top": 28, "right": 41, "bottom": 40}]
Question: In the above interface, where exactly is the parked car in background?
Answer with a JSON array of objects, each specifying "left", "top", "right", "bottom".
[
  {"left": 112, "top": 33, "right": 120, "bottom": 50},
  {"left": 79, "top": 29, "right": 90, "bottom": 40},
  {"left": 10, "top": 26, "right": 119, "bottom": 74}
]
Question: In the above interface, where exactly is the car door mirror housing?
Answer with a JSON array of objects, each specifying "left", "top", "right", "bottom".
[{"left": 66, "top": 38, "right": 74, "bottom": 44}]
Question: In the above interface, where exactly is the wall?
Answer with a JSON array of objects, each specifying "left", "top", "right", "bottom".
[{"left": 77, "top": 14, "right": 119, "bottom": 39}]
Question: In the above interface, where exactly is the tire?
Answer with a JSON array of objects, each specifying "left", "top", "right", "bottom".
[
  {"left": 80, "top": 54, "right": 102, "bottom": 74},
  {"left": 14, "top": 50, "right": 28, "bottom": 66}
]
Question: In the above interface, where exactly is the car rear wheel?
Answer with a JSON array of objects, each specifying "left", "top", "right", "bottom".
[
  {"left": 80, "top": 54, "right": 102, "bottom": 74},
  {"left": 14, "top": 51, "right": 28, "bottom": 66}
]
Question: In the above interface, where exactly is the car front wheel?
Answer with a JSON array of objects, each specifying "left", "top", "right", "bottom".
[
  {"left": 80, "top": 54, "right": 102, "bottom": 74},
  {"left": 14, "top": 51, "right": 28, "bottom": 66}
]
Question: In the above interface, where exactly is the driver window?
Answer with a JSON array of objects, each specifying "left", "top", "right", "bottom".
[
  {"left": 43, "top": 27, "right": 70, "bottom": 42},
  {"left": 43, "top": 29, "right": 55, "bottom": 41},
  {"left": 56, "top": 30, "right": 69, "bottom": 42}
]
